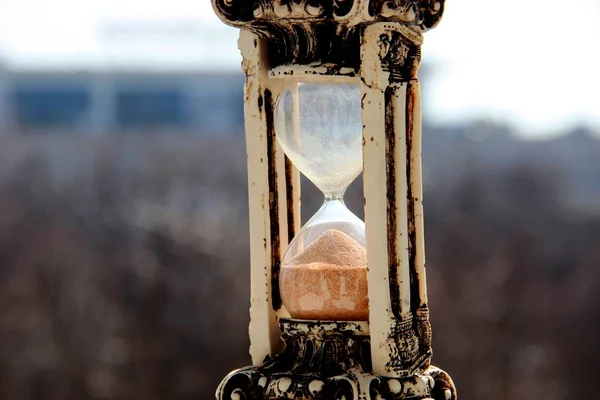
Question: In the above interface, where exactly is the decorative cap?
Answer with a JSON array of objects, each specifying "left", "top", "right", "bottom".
[
  {"left": 211, "top": 0, "right": 445, "bottom": 66},
  {"left": 212, "top": 0, "right": 444, "bottom": 31}
]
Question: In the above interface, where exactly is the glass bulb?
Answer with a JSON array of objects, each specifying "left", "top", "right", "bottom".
[
  {"left": 274, "top": 83, "right": 363, "bottom": 198},
  {"left": 275, "top": 82, "right": 368, "bottom": 321}
]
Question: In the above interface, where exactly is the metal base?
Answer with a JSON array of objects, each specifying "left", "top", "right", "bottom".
[{"left": 216, "top": 319, "right": 456, "bottom": 400}]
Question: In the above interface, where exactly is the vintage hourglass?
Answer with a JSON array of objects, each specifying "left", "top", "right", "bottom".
[
  {"left": 275, "top": 82, "right": 368, "bottom": 321},
  {"left": 213, "top": 2, "right": 456, "bottom": 399}
]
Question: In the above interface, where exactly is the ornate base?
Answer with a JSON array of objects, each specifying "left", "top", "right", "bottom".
[{"left": 217, "top": 319, "right": 456, "bottom": 400}]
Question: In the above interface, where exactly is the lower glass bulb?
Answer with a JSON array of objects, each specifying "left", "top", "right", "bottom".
[{"left": 280, "top": 200, "right": 368, "bottom": 321}]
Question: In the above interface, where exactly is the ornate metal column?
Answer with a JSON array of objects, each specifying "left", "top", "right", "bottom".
[{"left": 212, "top": 1, "right": 455, "bottom": 399}]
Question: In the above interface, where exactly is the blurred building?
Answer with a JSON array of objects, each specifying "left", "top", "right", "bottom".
[
  {"left": 0, "top": 17, "right": 246, "bottom": 136},
  {"left": 0, "top": 69, "right": 245, "bottom": 135}
]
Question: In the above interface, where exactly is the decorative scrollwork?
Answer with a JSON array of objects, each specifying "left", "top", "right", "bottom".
[
  {"left": 387, "top": 318, "right": 420, "bottom": 367},
  {"left": 212, "top": 0, "right": 444, "bottom": 28},
  {"left": 212, "top": 0, "right": 357, "bottom": 23},
  {"left": 211, "top": 0, "right": 443, "bottom": 66},
  {"left": 373, "top": 24, "right": 422, "bottom": 82},
  {"left": 369, "top": 374, "right": 435, "bottom": 400},
  {"left": 369, "top": 0, "right": 445, "bottom": 30},
  {"left": 216, "top": 319, "right": 453, "bottom": 400},
  {"left": 213, "top": 0, "right": 444, "bottom": 25},
  {"left": 211, "top": 0, "right": 257, "bottom": 23},
  {"left": 422, "top": 0, "right": 445, "bottom": 30},
  {"left": 429, "top": 367, "right": 458, "bottom": 400},
  {"left": 216, "top": 368, "right": 259, "bottom": 400},
  {"left": 415, "top": 308, "right": 432, "bottom": 369}
]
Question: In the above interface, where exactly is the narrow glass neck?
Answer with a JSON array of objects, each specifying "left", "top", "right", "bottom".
[{"left": 324, "top": 190, "right": 345, "bottom": 202}]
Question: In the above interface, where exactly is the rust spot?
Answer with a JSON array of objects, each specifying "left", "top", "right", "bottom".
[
  {"left": 406, "top": 82, "right": 420, "bottom": 312},
  {"left": 264, "top": 89, "right": 283, "bottom": 311},
  {"left": 384, "top": 86, "right": 400, "bottom": 318},
  {"left": 258, "top": 94, "right": 264, "bottom": 110},
  {"left": 284, "top": 155, "right": 296, "bottom": 244}
]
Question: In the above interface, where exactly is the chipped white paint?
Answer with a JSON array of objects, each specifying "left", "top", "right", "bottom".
[
  {"left": 391, "top": 82, "right": 412, "bottom": 317},
  {"left": 360, "top": 77, "right": 396, "bottom": 377},
  {"left": 269, "top": 64, "right": 358, "bottom": 83},
  {"left": 239, "top": 30, "right": 286, "bottom": 364},
  {"left": 408, "top": 81, "right": 429, "bottom": 308},
  {"left": 361, "top": 23, "right": 416, "bottom": 377}
]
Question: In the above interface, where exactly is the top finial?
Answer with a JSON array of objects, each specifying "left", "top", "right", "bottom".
[{"left": 211, "top": 0, "right": 445, "bottom": 32}]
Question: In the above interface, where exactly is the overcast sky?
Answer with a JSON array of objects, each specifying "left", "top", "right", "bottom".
[{"left": 0, "top": 0, "right": 598, "bottom": 137}]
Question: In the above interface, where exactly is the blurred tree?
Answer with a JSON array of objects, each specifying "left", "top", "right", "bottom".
[{"left": 0, "top": 132, "right": 598, "bottom": 400}]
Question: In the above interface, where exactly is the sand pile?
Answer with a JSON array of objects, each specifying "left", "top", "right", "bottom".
[{"left": 280, "top": 229, "right": 369, "bottom": 321}]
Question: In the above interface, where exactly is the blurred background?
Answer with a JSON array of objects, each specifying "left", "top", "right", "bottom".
[{"left": 0, "top": 0, "right": 599, "bottom": 399}]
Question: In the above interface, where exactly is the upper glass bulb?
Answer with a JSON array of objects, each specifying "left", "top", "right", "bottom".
[{"left": 274, "top": 83, "right": 363, "bottom": 197}]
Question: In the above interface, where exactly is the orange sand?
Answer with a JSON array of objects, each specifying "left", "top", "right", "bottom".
[{"left": 280, "top": 229, "right": 369, "bottom": 321}]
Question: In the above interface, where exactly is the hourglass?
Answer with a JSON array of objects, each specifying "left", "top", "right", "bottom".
[
  {"left": 275, "top": 82, "right": 368, "bottom": 321},
  {"left": 213, "top": 2, "right": 456, "bottom": 399}
]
